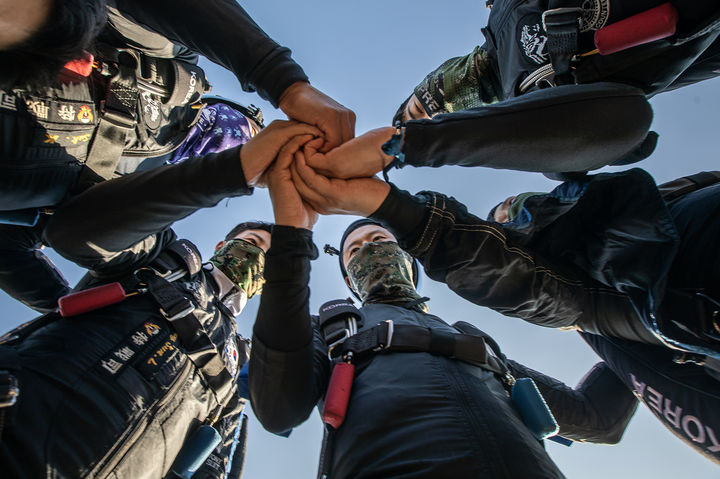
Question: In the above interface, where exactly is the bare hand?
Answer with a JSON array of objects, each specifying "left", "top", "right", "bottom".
[
  {"left": 303, "top": 127, "right": 396, "bottom": 179},
  {"left": 278, "top": 81, "right": 356, "bottom": 152},
  {"left": 290, "top": 148, "right": 390, "bottom": 217},
  {"left": 267, "top": 134, "right": 319, "bottom": 230},
  {"left": 240, "top": 120, "right": 322, "bottom": 187}
]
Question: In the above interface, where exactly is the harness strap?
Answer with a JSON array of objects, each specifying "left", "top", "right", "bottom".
[
  {"left": 543, "top": 0, "right": 583, "bottom": 84},
  {"left": 659, "top": 170, "right": 720, "bottom": 201},
  {"left": 332, "top": 321, "right": 507, "bottom": 376},
  {"left": 76, "top": 61, "right": 138, "bottom": 190},
  {"left": 142, "top": 271, "right": 235, "bottom": 406}
]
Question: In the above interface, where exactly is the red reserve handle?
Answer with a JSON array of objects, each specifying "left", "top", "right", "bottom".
[
  {"left": 321, "top": 362, "right": 355, "bottom": 429},
  {"left": 58, "top": 282, "right": 127, "bottom": 317},
  {"left": 595, "top": 3, "right": 678, "bottom": 56}
]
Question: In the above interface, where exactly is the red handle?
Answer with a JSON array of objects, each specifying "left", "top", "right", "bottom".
[
  {"left": 595, "top": 3, "right": 678, "bottom": 55},
  {"left": 322, "top": 362, "right": 355, "bottom": 429},
  {"left": 58, "top": 282, "right": 127, "bottom": 317},
  {"left": 63, "top": 51, "right": 94, "bottom": 77}
]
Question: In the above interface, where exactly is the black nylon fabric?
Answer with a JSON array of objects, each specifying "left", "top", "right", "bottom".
[
  {"left": 402, "top": 82, "right": 653, "bottom": 174},
  {"left": 483, "top": 0, "right": 720, "bottom": 98},
  {"left": 0, "top": 266, "right": 244, "bottom": 479},
  {"left": 0, "top": 43, "right": 207, "bottom": 213}
]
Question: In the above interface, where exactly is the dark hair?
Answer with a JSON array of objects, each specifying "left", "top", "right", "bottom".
[
  {"left": 392, "top": 95, "right": 411, "bottom": 126},
  {"left": 0, "top": 0, "right": 107, "bottom": 91},
  {"left": 224, "top": 221, "right": 273, "bottom": 241}
]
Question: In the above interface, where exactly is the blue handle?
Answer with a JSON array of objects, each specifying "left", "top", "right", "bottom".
[{"left": 170, "top": 425, "right": 221, "bottom": 479}]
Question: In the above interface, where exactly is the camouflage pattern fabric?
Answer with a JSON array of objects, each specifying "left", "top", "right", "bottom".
[
  {"left": 209, "top": 239, "right": 265, "bottom": 298},
  {"left": 346, "top": 241, "right": 424, "bottom": 307},
  {"left": 507, "top": 191, "right": 544, "bottom": 221},
  {"left": 413, "top": 46, "right": 502, "bottom": 116}
]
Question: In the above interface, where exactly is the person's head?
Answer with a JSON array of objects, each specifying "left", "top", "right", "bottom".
[
  {"left": 210, "top": 221, "right": 273, "bottom": 305},
  {"left": 491, "top": 196, "right": 517, "bottom": 224},
  {"left": 0, "top": 0, "right": 107, "bottom": 90},
  {"left": 335, "top": 219, "right": 420, "bottom": 305},
  {"left": 392, "top": 46, "right": 492, "bottom": 124},
  {"left": 219, "top": 221, "right": 273, "bottom": 253},
  {"left": 488, "top": 192, "right": 544, "bottom": 224}
]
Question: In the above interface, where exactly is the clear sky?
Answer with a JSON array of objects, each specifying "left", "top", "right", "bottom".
[{"left": 1, "top": 1, "right": 719, "bottom": 477}]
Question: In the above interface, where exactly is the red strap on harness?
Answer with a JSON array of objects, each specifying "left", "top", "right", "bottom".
[
  {"left": 594, "top": 3, "right": 678, "bottom": 55},
  {"left": 58, "top": 282, "right": 127, "bottom": 317},
  {"left": 63, "top": 50, "right": 95, "bottom": 77},
  {"left": 321, "top": 362, "right": 355, "bottom": 429}
]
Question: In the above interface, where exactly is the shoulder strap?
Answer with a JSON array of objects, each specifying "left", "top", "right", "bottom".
[
  {"left": 75, "top": 60, "right": 138, "bottom": 190},
  {"left": 659, "top": 171, "right": 720, "bottom": 201}
]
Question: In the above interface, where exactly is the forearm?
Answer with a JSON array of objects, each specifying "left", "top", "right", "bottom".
[
  {"left": 399, "top": 83, "right": 651, "bottom": 173},
  {"left": 45, "top": 146, "right": 251, "bottom": 272},
  {"left": 371, "top": 187, "right": 635, "bottom": 332},
  {"left": 249, "top": 226, "right": 327, "bottom": 433},
  {"left": 508, "top": 360, "right": 638, "bottom": 444},
  {"left": 111, "top": 0, "right": 308, "bottom": 105}
]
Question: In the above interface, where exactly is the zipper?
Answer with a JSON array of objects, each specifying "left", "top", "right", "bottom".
[{"left": 90, "top": 358, "right": 194, "bottom": 477}]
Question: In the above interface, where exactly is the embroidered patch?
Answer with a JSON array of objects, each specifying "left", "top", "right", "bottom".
[
  {"left": 98, "top": 321, "right": 165, "bottom": 376},
  {"left": 517, "top": 15, "right": 549, "bottom": 65},
  {"left": 224, "top": 336, "right": 239, "bottom": 377},
  {"left": 21, "top": 96, "right": 97, "bottom": 125},
  {"left": 0, "top": 91, "right": 17, "bottom": 111},
  {"left": 580, "top": 0, "right": 610, "bottom": 31},
  {"left": 77, "top": 105, "right": 93, "bottom": 123}
]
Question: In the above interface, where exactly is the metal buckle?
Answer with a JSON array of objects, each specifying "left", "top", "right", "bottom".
[
  {"left": 373, "top": 320, "right": 394, "bottom": 351},
  {"left": 160, "top": 301, "right": 196, "bottom": 321},
  {"left": 327, "top": 330, "right": 351, "bottom": 360},
  {"left": 542, "top": 7, "right": 583, "bottom": 32},
  {"left": 0, "top": 371, "right": 19, "bottom": 408}
]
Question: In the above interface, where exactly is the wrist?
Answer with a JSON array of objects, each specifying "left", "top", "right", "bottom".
[
  {"left": 239, "top": 145, "right": 262, "bottom": 187},
  {"left": 381, "top": 125, "right": 405, "bottom": 168},
  {"left": 278, "top": 81, "right": 310, "bottom": 112},
  {"left": 357, "top": 181, "right": 391, "bottom": 217}
]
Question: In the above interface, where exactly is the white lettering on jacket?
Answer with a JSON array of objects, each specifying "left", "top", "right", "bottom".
[{"left": 630, "top": 373, "right": 720, "bottom": 454}]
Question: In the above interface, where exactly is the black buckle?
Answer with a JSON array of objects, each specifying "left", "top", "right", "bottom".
[
  {"left": 542, "top": 7, "right": 583, "bottom": 32},
  {"left": 160, "top": 300, "right": 196, "bottom": 322},
  {"left": 101, "top": 103, "right": 136, "bottom": 130},
  {"left": 0, "top": 371, "right": 19, "bottom": 408}
]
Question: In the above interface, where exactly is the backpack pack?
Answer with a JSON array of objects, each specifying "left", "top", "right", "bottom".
[
  {"left": 0, "top": 240, "right": 249, "bottom": 478},
  {"left": 0, "top": 44, "right": 210, "bottom": 214},
  {"left": 482, "top": 0, "right": 720, "bottom": 99}
]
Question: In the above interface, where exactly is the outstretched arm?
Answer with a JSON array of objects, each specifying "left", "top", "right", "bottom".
[
  {"left": 45, "top": 120, "right": 320, "bottom": 277},
  {"left": 508, "top": 360, "right": 638, "bottom": 444},
  {"left": 249, "top": 135, "right": 329, "bottom": 434},
  {"left": 111, "top": 0, "right": 355, "bottom": 149},
  {"left": 291, "top": 163, "right": 658, "bottom": 344}
]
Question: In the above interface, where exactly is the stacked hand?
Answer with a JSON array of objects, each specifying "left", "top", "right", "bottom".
[
  {"left": 241, "top": 84, "right": 399, "bottom": 230},
  {"left": 259, "top": 126, "right": 397, "bottom": 231}
]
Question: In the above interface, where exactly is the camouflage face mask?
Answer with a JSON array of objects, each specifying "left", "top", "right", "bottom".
[
  {"left": 346, "top": 241, "right": 423, "bottom": 306},
  {"left": 210, "top": 239, "right": 265, "bottom": 298},
  {"left": 413, "top": 46, "right": 500, "bottom": 116}
]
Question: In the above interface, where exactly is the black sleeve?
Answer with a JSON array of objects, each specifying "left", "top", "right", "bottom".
[
  {"left": 0, "top": 223, "right": 70, "bottom": 312},
  {"left": 110, "top": 0, "right": 309, "bottom": 106},
  {"left": 44, "top": 146, "right": 252, "bottom": 276},
  {"left": 249, "top": 226, "right": 330, "bottom": 434},
  {"left": 370, "top": 185, "right": 657, "bottom": 343},
  {"left": 399, "top": 82, "right": 652, "bottom": 174},
  {"left": 507, "top": 360, "right": 638, "bottom": 444}
]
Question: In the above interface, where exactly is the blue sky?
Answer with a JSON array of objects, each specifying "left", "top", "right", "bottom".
[{"left": 1, "top": 0, "right": 719, "bottom": 477}]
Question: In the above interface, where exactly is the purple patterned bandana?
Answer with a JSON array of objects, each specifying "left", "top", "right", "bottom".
[{"left": 168, "top": 103, "right": 254, "bottom": 164}]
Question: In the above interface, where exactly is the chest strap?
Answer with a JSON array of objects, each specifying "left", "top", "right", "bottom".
[
  {"left": 140, "top": 269, "right": 237, "bottom": 407},
  {"left": 75, "top": 59, "right": 138, "bottom": 191},
  {"left": 331, "top": 320, "right": 507, "bottom": 377}
]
